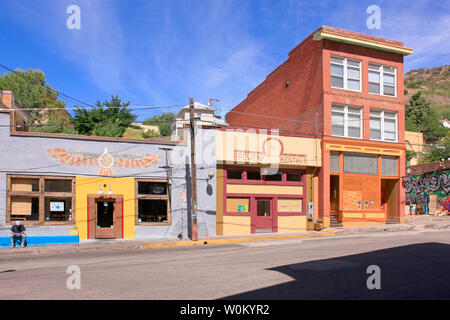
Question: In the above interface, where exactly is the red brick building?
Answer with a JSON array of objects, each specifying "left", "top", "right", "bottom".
[{"left": 227, "top": 26, "right": 413, "bottom": 227}]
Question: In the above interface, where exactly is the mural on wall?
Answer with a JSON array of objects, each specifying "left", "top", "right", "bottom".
[
  {"left": 47, "top": 147, "right": 162, "bottom": 176},
  {"left": 404, "top": 170, "right": 450, "bottom": 214}
]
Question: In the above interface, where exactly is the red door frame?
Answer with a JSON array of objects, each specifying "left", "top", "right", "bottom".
[{"left": 251, "top": 197, "right": 277, "bottom": 233}]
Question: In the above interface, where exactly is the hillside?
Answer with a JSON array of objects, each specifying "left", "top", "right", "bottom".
[{"left": 404, "top": 65, "right": 450, "bottom": 119}]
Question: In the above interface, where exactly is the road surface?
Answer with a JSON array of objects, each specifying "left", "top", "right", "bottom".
[{"left": 1, "top": 229, "right": 449, "bottom": 299}]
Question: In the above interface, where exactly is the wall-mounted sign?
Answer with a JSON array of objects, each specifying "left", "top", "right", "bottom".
[
  {"left": 50, "top": 202, "right": 64, "bottom": 212},
  {"left": 237, "top": 204, "right": 248, "bottom": 212},
  {"left": 307, "top": 202, "right": 314, "bottom": 219},
  {"left": 47, "top": 147, "right": 162, "bottom": 177}
]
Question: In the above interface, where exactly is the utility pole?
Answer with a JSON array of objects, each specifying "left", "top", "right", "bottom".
[{"left": 189, "top": 97, "right": 198, "bottom": 241}]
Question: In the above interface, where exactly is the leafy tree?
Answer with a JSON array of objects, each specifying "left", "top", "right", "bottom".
[
  {"left": 73, "top": 95, "right": 136, "bottom": 137},
  {"left": 405, "top": 92, "right": 446, "bottom": 143},
  {"left": 405, "top": 92, "right": 431, "bottom": 129},
  {"left": 143, "top": 112, "right": 176, "bottom": 136},
  {"left": 0, "top": 69, "right": 67, "bottom": 124}
]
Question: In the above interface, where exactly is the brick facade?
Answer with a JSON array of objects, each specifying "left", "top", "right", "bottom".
[{"left": 227, "top": 26, "right": 412, "bottom": 227}]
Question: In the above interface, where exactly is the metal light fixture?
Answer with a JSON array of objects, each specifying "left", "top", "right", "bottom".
[
  {"left": 98, "top": 185, "right": 104, "bottom": 195},
  {"left": 208, "top": 171, "right": 215, "bottom": 180},
  {"left": 107, "top": 185, "right": 113, "bottom": 195}
]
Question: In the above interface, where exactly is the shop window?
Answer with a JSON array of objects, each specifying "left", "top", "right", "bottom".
[
  {"left": 264, "top": 173, "right": 282, "bottom": 181},
  {"left": 45, "top": 179, "right": 72, "bottom": 193},
  {"left": 382, "top": 156, "right": 398, "bottom": 176},
  {"left": 247, "top": 171, "right": 261, "bottom": 180},
  {"left": 138, "top": 199, "right": 168, "bottom": 223},
  {"left": 45, "top": 198, "right": 72, "bottom": 221},
  {"left": 227, "top": 170, "right": 243, "bottom": 180},
  {"left": 330, "top": 151, "right": 340, "bottom": 172},
  {"left": 7, "top": 175, "right": 75, "bottom": 224},
  {"left": 226, "top": 197, "right": 250, "bottom": 213},
  {"left": 138, "top": 181, "right": 167, "bottom": 195},
  {"left": 136, "top": 180, "right": 170, "bottom": 224},
  {"left": 286, "top": 173, "right": 302, "bottom": 182},
  {"left": 343, "top": 153, "right": 378, "bottom": 175}
]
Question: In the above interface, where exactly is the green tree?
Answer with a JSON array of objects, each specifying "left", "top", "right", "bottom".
[
  {"left": 73, "top": 95, "right": 136, "bottom": 137},
  {"left": 405, "top": 92, "right": 431, "bottom": 129},
  {"left": 0, "top": 69, "right": 67, "bottom": 124},
  {"left": 405, "top": 92, "right": 446, "bottom": 143},
  {"left": 420, "top": 130, "right": 450, "bottom": 163},
  {"left": 143, "top": 112, "right": 176, "bottom": 136}
]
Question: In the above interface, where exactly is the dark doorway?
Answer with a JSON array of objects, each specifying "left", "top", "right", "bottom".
[{"left": 97, "top": 201, "right": 114, "bottom": 228}]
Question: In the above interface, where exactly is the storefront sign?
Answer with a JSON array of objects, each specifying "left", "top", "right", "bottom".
[
  {"left": 50, "top": 202, "right": 64, "bottom": 212},
  {"left": 233, "top": 138, "right": 308, "bottom": 165}
]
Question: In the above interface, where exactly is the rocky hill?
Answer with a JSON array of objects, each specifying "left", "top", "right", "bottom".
[{"left": 404, "top": 65, "right": 450, "bottom": 119}]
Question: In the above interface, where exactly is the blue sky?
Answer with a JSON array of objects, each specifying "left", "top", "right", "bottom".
[{"left": 0, "top": 0, "right": 449, "bottom": 121}]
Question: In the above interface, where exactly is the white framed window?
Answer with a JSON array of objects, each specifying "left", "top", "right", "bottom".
[
  {"left": 330, "top": 56, "right": 361, "bottom": 92},
  {"left": 368, "top": 63, "right": 397, "bottom": 97},
  {"left": 331, "top": 105, "right": 362, "bottom": 139},
  {"left": 370, "top": 109, "right": 397, "bottom": 142}
]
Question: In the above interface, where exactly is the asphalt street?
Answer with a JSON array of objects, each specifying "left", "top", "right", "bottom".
[{"left": 1, "top": 229, "right": 449, "bottom": 300}]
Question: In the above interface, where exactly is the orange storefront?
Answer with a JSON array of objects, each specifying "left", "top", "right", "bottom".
[
  {"left": 322, "top": 136, "right": 405, "bottom": 227},
  {"left": 216, "top": 127, "right": 321, "bottom": 235}
]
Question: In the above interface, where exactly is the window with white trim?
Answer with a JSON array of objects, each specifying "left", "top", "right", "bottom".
[
  {"left": 331, "top": 105, "right": 362, "bottom": 139},
  {"left": 370, "top": 109, "right": 397, "bottom": 142},
  {"left": 368, "top": 63, "right": 397, "bottom": 97},
  {"left": 330, "top": 56, "right": 361, "bottom": 91}
]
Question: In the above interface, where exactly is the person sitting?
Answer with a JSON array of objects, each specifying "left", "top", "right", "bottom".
[{"left": 10, "top": 221, "right": 26, "bottom": 248}]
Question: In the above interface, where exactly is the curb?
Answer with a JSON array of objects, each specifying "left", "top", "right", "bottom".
[{"left": 141, "top": 231, "right": 337, "bottom": 249}]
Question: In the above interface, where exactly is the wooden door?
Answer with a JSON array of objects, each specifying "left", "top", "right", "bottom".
[{"left": 252, "top": 198, "right": 274, "bottom": 233}]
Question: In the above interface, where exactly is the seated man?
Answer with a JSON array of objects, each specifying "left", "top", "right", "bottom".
[{"left": 10, "top": 221, "right": 26, "bottom": 248}]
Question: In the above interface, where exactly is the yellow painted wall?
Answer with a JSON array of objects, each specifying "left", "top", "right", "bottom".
[
  {"left": 219, "top": 216, "right": 251, "bottom": 235},
  {"left": 75, "top": 177, "right": 136, "bottom": 240},
  {"left": 277, "top": 216, "right": 307, "bottom": 233},
  {"left": 227, "top": 184, "right": 303, "bottom": 195},
  {"left": 405, "top": 131, "right": 424, "bottom": 165}
]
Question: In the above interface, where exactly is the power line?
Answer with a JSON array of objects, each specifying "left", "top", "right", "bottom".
[
  {"left": 0, "top": 63, "right": 186, "bottom": 111},
  {"left": 0, "top": 63, "right": 96, "bottom": 109}
]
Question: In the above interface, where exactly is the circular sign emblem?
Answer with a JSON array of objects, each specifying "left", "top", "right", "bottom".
[
  {"left": 98, "top": 153, "right": 114, "bottom": 169},
  {"left": 262, "top": 137, "right": 284, "bottom": 156}
]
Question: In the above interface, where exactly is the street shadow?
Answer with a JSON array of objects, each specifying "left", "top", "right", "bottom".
[{"left": 222, "top": 242, "right": 450, "bottom": 300}]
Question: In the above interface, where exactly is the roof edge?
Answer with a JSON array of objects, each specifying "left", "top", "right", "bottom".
[{"left": 314, "top": 30, "right": 413, "bottom": 56}]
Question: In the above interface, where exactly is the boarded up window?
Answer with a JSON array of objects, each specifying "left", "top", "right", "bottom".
[
  {"left": 11, "top": 178, "right": 39, "bottom": 192},
  {"left": 226, "top": 197, "right": 250, "bottom": 213},
  {"left": 11, "top": 196, "right": 39, "bottom": 221},
  {"left": 342, "top": 175, "right": 380, "bottom": 210},
  {"left": 278, "top": 198, "right": 302, "bottom": 213}
]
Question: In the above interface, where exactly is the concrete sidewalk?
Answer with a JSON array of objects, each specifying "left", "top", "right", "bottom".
[
  {"left": 1, "top": 215, "right": 449, "bottom": 257},
  {"left": 327, "top": 215, "right": 450, "bottom": 235}
]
